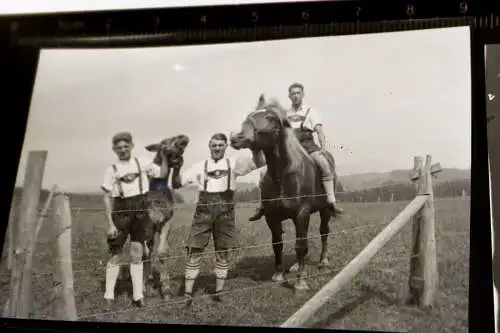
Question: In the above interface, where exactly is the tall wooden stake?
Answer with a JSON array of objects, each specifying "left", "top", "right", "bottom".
[
  {"left": 408, "top": 155, "right": 441, "bottom": 307},
  {"left": 8, "top": 151, "right": 47, "bottom": 318},
  {"left": 53, "top": 193, "right": 78, "bottom": 321}
]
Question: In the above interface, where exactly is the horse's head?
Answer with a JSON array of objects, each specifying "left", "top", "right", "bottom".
[
  {"left": 145, "top": 134, "right": 190, "bottom": 169},
  {"left": 230, "top": 94, "right": 291, "bottom": 151}
]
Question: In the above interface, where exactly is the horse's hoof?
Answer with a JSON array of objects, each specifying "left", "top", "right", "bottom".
[
  {"left": 318, "top": 258, "right": 329, "bottom": 268},
  {"left": 161, "top": 287, "right": 171, "bottom": 301},
  {"left": 272, "top": 273, "right": 285, "bottom": 282},
  {"left": 183, "top": 294, "right": 194, "bottom": 308},
  {"left": 289, "top": 263, "right": 299, "bottom": 273},
  {"left": 294, "top": 280, "right": 310, "bottom": 291},
  {"left": 211, "top": 292, "right": 223, "bottom": 303}
]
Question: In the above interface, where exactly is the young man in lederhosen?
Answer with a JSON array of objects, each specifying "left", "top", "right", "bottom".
[
  {"left": 249, "top": 82, "right": 344, "bottom": 221},
  {"left": 176, "top": 133, "right": 264, "bottom": 304},
  {"left": 101, "top": 132, "right": 168, "bottom": 307}
]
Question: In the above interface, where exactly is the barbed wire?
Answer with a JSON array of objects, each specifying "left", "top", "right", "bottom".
[
  {"left": 3, "top": 193, "right": 468, "bottom": 278},
  {"left": 1, "top": 221, "right": 468, "bottom": 284},
  {"left": 3, "top": 223, "right": 388, "bottom": 277},
  {"left": 2, "top": 191, "right": 469, "bottom": 316},
  {"left": 6, "top": 198, "right": 466, "bottom": 263},
  {"left": 29, "top": 191, "right": 469, "bottom": 215},
  {"left": 76, "top": 259, "right": 425, "bottom": 320}
]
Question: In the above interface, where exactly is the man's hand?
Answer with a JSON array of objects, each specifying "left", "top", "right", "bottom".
[
  {"left": 107, "top": 224, "right": 118, "bottom": 239},
  {"left": 159, "top": 145, "right": 168, "bottom": 159}
]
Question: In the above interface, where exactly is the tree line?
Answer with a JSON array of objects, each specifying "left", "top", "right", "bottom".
[{"left": 232, "top": 179, "right": 471, "bottom": 203}]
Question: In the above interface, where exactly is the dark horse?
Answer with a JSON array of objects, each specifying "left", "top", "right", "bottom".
[
  {"left": 230, "top": 95, "right": 337, "bottom": 291},
  {"left": 141, "top": 134, "right": 189, "bottom": 300}
]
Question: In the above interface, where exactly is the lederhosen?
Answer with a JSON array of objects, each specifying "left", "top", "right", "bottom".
[
  {"left": 187, "top": 158, "right": 236, "bottom": 250},
  {"left": 288, "top": 107, "right": 321, "bottom": 154},
  {"left": 288, "top": 108, "right": 338, "bottom": 184},
  {"left": 108, "top": 158, "right": 152, "bottom": 253}
]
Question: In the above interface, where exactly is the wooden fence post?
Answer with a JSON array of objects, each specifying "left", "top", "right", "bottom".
[
  {"left": 408, "top": 155, "right": 441, "bottom": 307},
  {"left": 8, "top": 151, "right": 47, "bottom": 318},
  {"left": 3, "top": 197, "right": 18, "bottom": 317},
  {"left": 7, "top": 201, "right": 16, "bottom": 271},
  {"left": 53, "top": 192, "right": 78, "bottom": 321}
]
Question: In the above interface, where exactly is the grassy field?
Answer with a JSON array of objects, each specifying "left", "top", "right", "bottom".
[{"left": 0, "top": 196, "right": 469, "bottom": 332}]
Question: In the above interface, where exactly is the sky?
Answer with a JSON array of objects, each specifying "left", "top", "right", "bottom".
[{"left": 15, "top": 26, "right": 471, "bottom": 192}]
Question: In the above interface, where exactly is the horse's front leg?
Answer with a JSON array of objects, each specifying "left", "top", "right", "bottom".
[
  {"left": 293, "top": 212, "right": 311, "bottom": 291},
  {"left": 266, "top": 218, "right": 285, "bottom": 282},
  {"left": 143, "top": 225, "right": 157, "bottom": 297},
  {"left": 157, "top": 219, "right": 173, "bottom": 300},
  {"left": 318, "top": 208, "right": 332, "bottom": 268}
]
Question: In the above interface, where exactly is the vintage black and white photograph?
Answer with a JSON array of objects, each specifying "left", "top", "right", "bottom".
[
  {"left": 2, "top": 26, "right": 471, "bottom": 331},
  {"left": 486, "top": 43, "right": 500, "bottom": 333}
]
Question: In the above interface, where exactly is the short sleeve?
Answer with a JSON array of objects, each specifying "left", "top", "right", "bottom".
[
  {"left": 180, "top": 161, "right": 202, "bottom": 186},
  {"left": 101, "top": 166, "right": 115, "bottom": 193},
  {"left": 309, "top": 107, "right": 323, "bottom": 129},
  {"left": 233, "top": 155, "right": 257, "bottom": 177},
  {"left": 139, "top": 156, "right": 161, "bottom": 178}
]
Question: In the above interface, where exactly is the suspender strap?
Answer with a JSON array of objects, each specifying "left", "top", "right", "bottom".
[
  {"left": 300, "top": 107, "right": 312, "bottom": 130},
  {"left": 112, "top": 158, "right": 143, "bottom": 199},
  {"left": 203, "top": 160, "right": 209, "bottom": 192},
  {"left": 226, "top": 158, "right": 231, "bottom": 192},
  {"left": 202, "top": 159, "right": 232, "bottom": 193},
  {"left": 134, "top": 157, "right": 143, "bottom": 194},
  {"left": 112, "top": 164, "right": 125, "bottom": 198}
]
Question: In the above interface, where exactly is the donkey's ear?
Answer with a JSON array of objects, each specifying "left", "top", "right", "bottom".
[
  {"left": 145, "top": 143, "right": 161, "bottom": 152},
  {"left": 256, "top": 94, "right": 267, "bottom": 109}
]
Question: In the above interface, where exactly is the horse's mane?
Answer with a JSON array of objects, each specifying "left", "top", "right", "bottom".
[{"left": 262, "top": 99, "right": 313, "bottom": 174}]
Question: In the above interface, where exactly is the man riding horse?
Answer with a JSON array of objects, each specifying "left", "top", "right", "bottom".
[{"left": 249, "top": 83, "right": 344, "bottom": 221}]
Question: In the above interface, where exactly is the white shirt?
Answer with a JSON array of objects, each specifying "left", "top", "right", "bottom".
[
  {"left": 180, "top": 155, "right": 257, "bottom": 193},
  {"left": 101, "top": 156, "right": 161, "bottom": 198},
  {"left": 286, "top": 104, "right": 323, "bottom": 131}
]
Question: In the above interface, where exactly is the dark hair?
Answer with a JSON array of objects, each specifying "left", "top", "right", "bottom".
[
  {"left": 112, "top": 131, "right": 133, "bottom": 145},
  {"left": 210, "top": 133, "right": 228, "bottom": 143},
  {"left": 288, "top": 82, "right": 304, "bottom": 93}
]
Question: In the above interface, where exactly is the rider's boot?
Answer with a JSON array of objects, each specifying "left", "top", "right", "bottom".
[{"left": 249, "top": 203, "right": 265, "bottom": 221}]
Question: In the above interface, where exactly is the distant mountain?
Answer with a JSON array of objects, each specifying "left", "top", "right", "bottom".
[{"left": 338, "top": 168, "right": 470, "bottom": 192}]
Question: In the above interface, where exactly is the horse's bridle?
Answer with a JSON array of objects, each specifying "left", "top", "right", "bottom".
[{"left": 244, "top": 108, "right": 282, "bottom": 143}]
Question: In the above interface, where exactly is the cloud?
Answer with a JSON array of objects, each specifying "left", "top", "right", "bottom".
[{"left": 172, "top": 63, "right": 185, "bottom": 72}]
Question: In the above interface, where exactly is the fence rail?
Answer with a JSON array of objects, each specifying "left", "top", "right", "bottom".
[{"left": 281, "top": 155, "right": 441, "bottom": 327}]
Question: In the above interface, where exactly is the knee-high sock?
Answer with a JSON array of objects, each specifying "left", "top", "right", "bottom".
[
  {"left": 322, "top": 179, "right": 336, "bottom": 203},
  {"left": 214, "top": 260, "right": 229, "bottom": 292},
  {"left": 104, "top": 261, "right": 120, "bottom": 300},
  {"left": 130, "top": 263, "right": 144, "bottom": 301},
  {"left": 184, "top": 260, "right": 200, "bottom": 295}
]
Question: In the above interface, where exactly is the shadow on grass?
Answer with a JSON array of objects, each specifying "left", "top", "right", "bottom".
[
  {"left": 231, "top": 253, "right": 299, "bottom": 282},
  {"left": 309, "top": 284, "right": 404, "bottom": 328}
]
